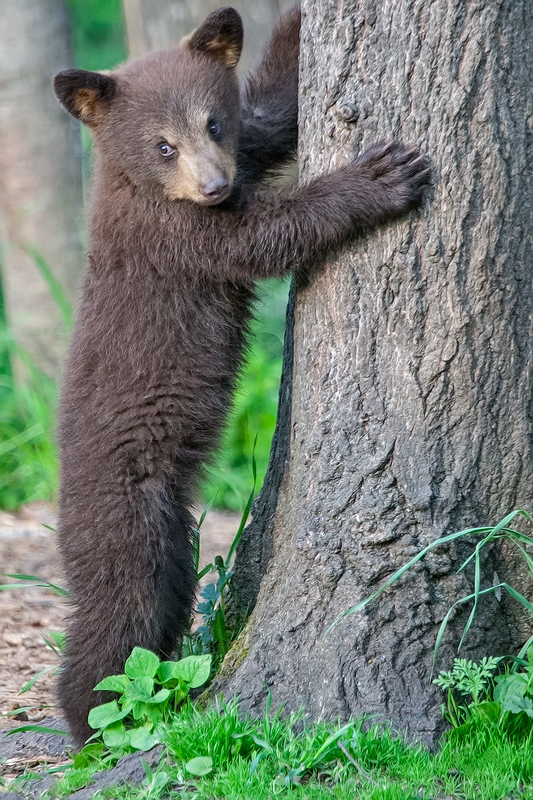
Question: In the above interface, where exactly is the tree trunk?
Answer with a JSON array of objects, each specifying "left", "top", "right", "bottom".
[
  {"left": 0, "top": 0, "right": 84, "bottom": 374},
  {"left": 223, "top": 0, "right": 533, "bottom": 747},
  {"left": 122, "top": 0, "right": 294, "bottom": 72}
]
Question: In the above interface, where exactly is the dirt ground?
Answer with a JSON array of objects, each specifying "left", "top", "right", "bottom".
[{"left": 0, "top": 502, "right": 238, "bottom": 732}]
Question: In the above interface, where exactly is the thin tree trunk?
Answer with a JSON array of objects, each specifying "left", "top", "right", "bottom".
[
  {"left": 224, "top": 0, "right": 533, "bottom": 746},
  {"left": 0, "top": 0, "right": 84, "bottom": 374},
  {"left": 122, "top": 0, "right": 293, "bottom": 72}
]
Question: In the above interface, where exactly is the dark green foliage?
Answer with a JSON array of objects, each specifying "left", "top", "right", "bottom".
[
  {"left": 203, "top": 279, "right": 288, "bottom": 509},
  {"left": 83, "top": 648, "right": 212, "bottom": 760},
  {"left": 0, "top": 252, "right": 59, "bottom": 509},
  {"left": 66, "top": 0, "right": 127, "bottom": 71}
]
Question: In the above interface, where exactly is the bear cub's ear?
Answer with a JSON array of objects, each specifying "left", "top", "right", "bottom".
[
  {"left": 54, "top": 70, "right": 117, "bottom": 126},
  {"left": 187, "top": 7, "right": 243, "bottom": 69}
]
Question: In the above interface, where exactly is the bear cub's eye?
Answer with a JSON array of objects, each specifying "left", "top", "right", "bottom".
[
  {"left": 157, "top": 141, "right": 176, "bottom": 157},
  {"left": 207, "top": 120, "right": 222, "bottom": 141}
]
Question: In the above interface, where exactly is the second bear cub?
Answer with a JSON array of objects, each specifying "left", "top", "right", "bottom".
[{"left": 54, "top": 6, "right": 429, "bottom": 746}]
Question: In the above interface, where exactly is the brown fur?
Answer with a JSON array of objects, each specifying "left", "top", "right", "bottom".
[{"left": 53, "top": 6, "right": 429, "bottom": 747}]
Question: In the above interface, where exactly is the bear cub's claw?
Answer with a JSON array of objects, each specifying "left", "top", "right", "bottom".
[{"left": 356, "top": 141, "right": 431, "bottom": 217}]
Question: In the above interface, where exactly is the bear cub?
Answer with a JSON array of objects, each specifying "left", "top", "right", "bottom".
[{"left": 54, "top": 6, "right": 429, "bottom": 746}]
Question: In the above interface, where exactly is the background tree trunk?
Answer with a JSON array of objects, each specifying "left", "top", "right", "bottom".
[
  {"left": 0, "top": 0, "right": 84, "bottom": 374},
  {"left": 122, "top": 0, "right": 293, "bottom": 72},
  {"left": 224, "top": 0, "right": 533, "bottom": 746}
]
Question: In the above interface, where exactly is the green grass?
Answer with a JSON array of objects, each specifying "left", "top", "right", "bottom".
[
  {"left": 0, "top": 247, "right": 59, "bottom": 510},
  {"left": 0, "top": 346, "right": 58, "bottom": 511},
  {"left": 41, "top": 700, "right": 533, "bottom": 799}
]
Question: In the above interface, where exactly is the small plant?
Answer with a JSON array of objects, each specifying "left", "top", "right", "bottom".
[
  {"left": 182, "top": 453, "right": 257, "bottom": 664},
  {"left": 433, "top": 656, "right": 500, "bottom": 728},
  {"left": 494, "top": 644, "right": 533, "bottom": 719},
  {"left": 434, "top": 647, "right": 533, "bottom": 735},
  {"left": 84, "top": 647, "right": 211, "bottom": 758}
]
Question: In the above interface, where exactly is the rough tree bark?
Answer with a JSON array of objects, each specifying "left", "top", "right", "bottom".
[
  {"left": 122, "top": 0, "right": 293, "bottom": 72},
  {"left": 223, "top": 0, "right": 533, "bottom": 746},
  {"left": 0, "top": 0, "right": 84, "bottom": 373}
]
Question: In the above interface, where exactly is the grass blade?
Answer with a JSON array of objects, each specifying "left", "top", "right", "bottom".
[
  {"left": 2, "top": 574, "right": 67, "bottom": 597},
  {"left": 24, "top": 245, "right": 73, "bottom": 331},
  {"left": 225, "top": 436, "right": 258, "bottom": 569},
  {"left": 326, "top": 526, "right": 494, "bottom": 634}
]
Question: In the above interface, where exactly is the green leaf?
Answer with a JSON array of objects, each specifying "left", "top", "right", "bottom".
[
  {"left": 5, "top": 724, "right": 69, "bottom": 737},
  {"left": 129, "top": 727, "right": 161, "bottom": 751},
  {"left": 145, "top": 688, "right": 171, "bottom": 704},
  {"left": 125, "top": 647, "right": 160, "bottom": 679},
  {"left": 172, "top": 655, "right": 211, "bottom": 688},
  {"left": 185, "top": 756, "right": 213, "bottom": 776},
  {"left": 73, "top": 742, "right": 106, "bottom": 768},
  {"left": 494, "top": 674, "right": 528, "bottom": 702},
  {"left": 94, "top": 675, "right": 131, "bottom": 693},
  {"left": 19, "top": 666, "right": 57, "bottom": 694},
  {"left": 143, "top": 704, "right": 166, "bottom": 724},
  {"left": 124, "top": 676, "right": 154, "bottom": 701},
  {"left": 132, "top": 701, "right": 150, "bottom": 720},
  {"left": 502, "top": 695, "right": 533, "bottom": 716},
  {"left": 102, "top": 727, "right": 130, "bottom": 749},
  {"left": 43, "top": 630, "right": 66, "bottom": 655},
  {"left": 1, "top": 574, "right": 68, "bottom": 597},
  {"left": 88, "top": 701, "right": 130, "bottom": 730},
  {"left": 213, "top": 606, "right": 228, "bottom": 658},
  {"left": 157, "top": 661, "right": 177, "bottom": 684},
  {"left": 471, "top": 701, "right": 501, "bottom": 724}
]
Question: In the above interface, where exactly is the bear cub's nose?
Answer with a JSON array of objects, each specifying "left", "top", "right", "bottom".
[{"left": 200, "top": 176, "right": 229, "bottom": 200}]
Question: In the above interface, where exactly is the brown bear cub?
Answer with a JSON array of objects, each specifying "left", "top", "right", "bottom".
[{"left": 54, "top": 6, "right": 429, "bottom": 746}]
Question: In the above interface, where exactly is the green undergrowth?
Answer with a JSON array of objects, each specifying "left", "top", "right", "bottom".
[
  {"left": 0, "top": 250, "right": 59, "bottom": 510},
  {"left": 202, "top": 278, "right": 288, "bottom": 510},
  {"left": 15, "top": 700, "right": 533, "bottom": 800}
]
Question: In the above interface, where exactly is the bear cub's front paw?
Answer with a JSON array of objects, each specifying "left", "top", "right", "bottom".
[{"left": 357, "top": 141, "right": 431, "bottom": 219}]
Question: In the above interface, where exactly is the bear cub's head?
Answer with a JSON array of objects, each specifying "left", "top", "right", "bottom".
[{"left": 54, "top": 7, "right": 243, "bottom": 206}]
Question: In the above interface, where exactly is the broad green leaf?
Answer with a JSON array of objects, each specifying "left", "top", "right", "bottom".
[
  {"left": 172, "top": 655, "right": 211, "bottom": 688},
  {"left": 145, "top": 688, "right": 171, "bottom": 704},
  {"left": 103, "top": 728, "right": 130, "bottom": 749},
  {"left": 88, "top": 701, "right": 129, "bottom": 730},
  {"left": 185, "top": 756, "right": 213, "bottom": 776},
  {"left": 143, "top": 704, "right": 166, "bottom": 724},
  {"left": 73, "top": 742, "right": 105, "bottom": 769},
  {"left": 502, "top": 695, "right": 533, "bottom": 716},
  {"left": 132, "top": 701, "right": 150, "bottom": 720},
  {"left": 125, "top": 647, "right": 160, "bottom": 679},
  {"left": 129, "top": 727, "right": 161, "bottom": 751},
  {"left": 124, "top": 677, "right": 154, "bottom": 701},
  {"left": 94, "top": 675, "right": 131, "bottom": 694},
  {"left": 157, "top": 661, "right": 177, "bottom": 683},
  {"left": 494, "top": 674, "right": 527, "bottom": 702}
]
